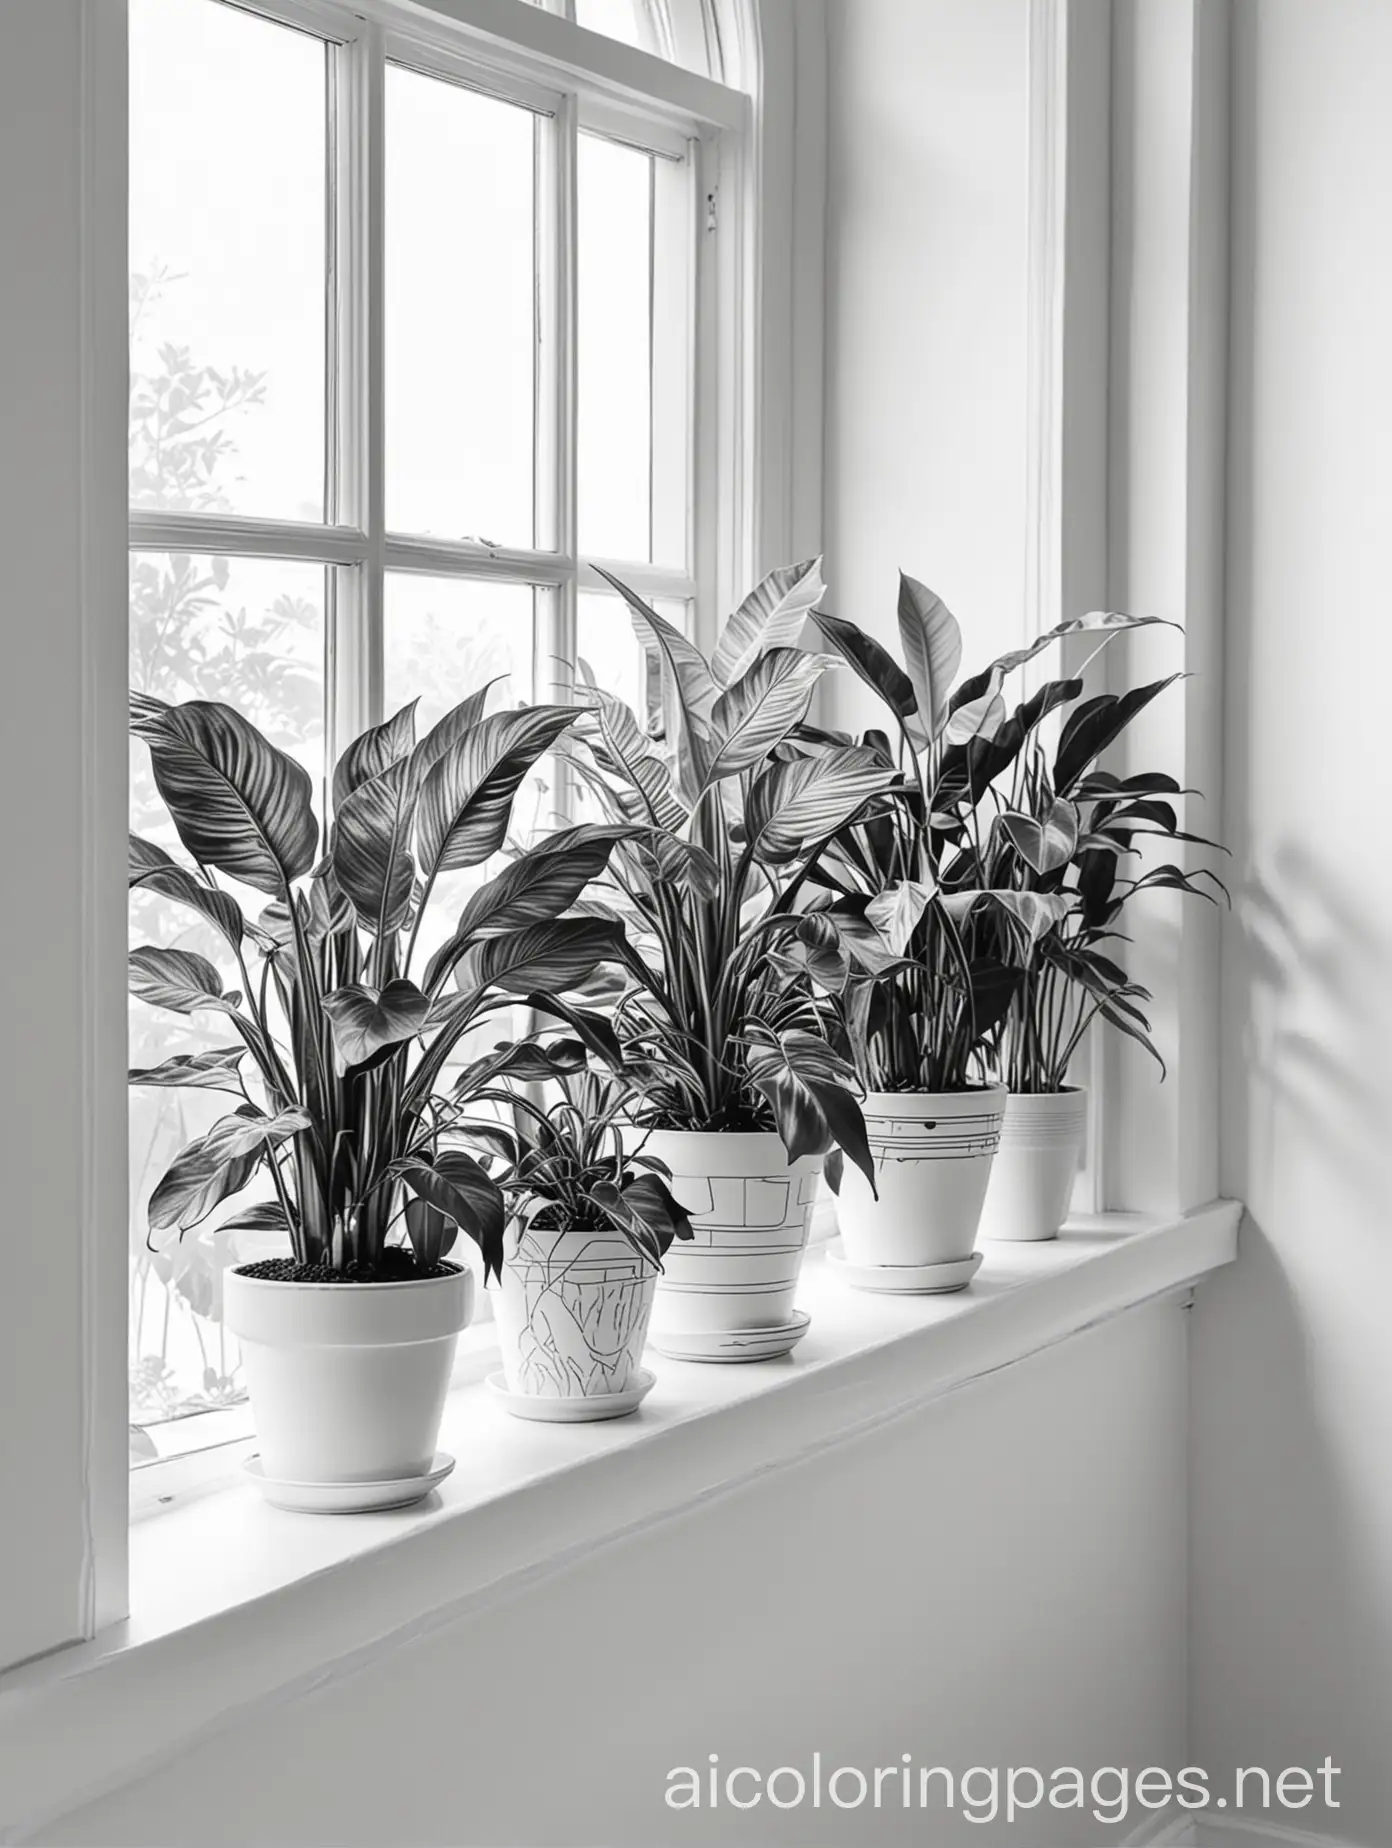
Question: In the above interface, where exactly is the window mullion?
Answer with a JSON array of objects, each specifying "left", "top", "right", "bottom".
[{"left": 546, "top": 91, "right": 579, "bottom": 711}]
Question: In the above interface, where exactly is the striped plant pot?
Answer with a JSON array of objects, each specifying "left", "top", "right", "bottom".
[
  {"left": 643, "top": 1131, "right": 822, "bottom": 1336},
  {"left": 494, "top": 1226, "right": 656, "bottom": 1400},
  {"left": 835, "top": 1088, "right": 1007, "bottom": 1268},
  {"left": 976, "top": 1088, "right": 1087, "bottom": 1243}
]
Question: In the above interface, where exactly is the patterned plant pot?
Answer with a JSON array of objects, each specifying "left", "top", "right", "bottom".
[
  {"left": 835, "top": 1088, "right": 1007, "bottom": 1267},
  {"left": 224, "top": 1264, "right": 472, "bottom": 1487},
  {"left": 493, "top": 1225, "right": 656, "bottom": 1400},
  {"left": 976, "top": 1088, "right": 1087, "bottom": 1243},
  {"left": 642, "top": 1131, "right": 822, "bottom": 1338}
]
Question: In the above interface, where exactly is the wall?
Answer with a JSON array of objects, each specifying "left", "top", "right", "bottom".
[
  {"left": 1192, "top": 2, "right": 1392, "bottom": 1841},
  {"left": 821, "top": 0, "right": 1031, "bottom": 728},
  {"left": 39, "top": 1305, "right": 1188, "bottom": 1847}
]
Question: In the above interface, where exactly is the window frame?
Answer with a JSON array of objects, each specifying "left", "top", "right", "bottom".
[{"left": 125, "top": 0, "right": 761, "bottom": 1506}]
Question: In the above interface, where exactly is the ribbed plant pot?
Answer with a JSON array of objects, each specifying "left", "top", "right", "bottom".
[
  {"left": 976, "top": 1087, "right": 1087, "bottom": 1243},
  {"left": 493, "top": 1226, "right": 656, "bottom": 1400},
  {"left": 642, "top": 1131, "right": 822, "bottom": 1338},
  {"left": 835, "top": 1088, "right": 1007, "bottom": 1268},
  {"left": 224, "top": 1264, "right": 472, "bottom": 1486}
]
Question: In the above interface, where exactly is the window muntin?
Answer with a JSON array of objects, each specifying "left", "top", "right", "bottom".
[{"left": 127, "top": 0, "right": 725, "bottom": 1463}]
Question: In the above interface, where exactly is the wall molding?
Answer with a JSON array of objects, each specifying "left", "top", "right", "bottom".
[{"left": 1131, "top": 1808, "right": 1364, "bottom": 1848}]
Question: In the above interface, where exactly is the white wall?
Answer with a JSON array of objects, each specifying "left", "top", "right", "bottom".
[
  {"left": 0, "top": 0, "right": 128, "bottom": 1674},
  {"left": 39, "top": 1305, "right": 1189, "bottom": 1848},
  {"left": 1191, "top": 2, "right": 1392, "bottom": 1841},
  {"left": 821, "top": 0, "right": 1031, "bottom": 730}
]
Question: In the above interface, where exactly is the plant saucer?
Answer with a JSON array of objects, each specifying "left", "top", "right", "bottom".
[
  {"left": 826, "top": 1243, "right": 983, "bottom": 1295},
  {"left": 647, "top": 1309, "right": 811, "bottom": 1364},
  {"left": 485, "top": 1368, "right": 655, "bottom": 1423},
  {"left": 244, "top": 1451, "right": 455, "bottom": 1514}
]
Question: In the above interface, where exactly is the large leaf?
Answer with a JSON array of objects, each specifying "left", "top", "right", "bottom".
[
  {"left": 393, "top": 1149, "right": 505, "bottom": 1281},
  {"left": 451, "top": 1037, "right": 589, "bottom": 1098},
  {"left": 744, "top": 1030, "right": 875, "bottom": 1189},
  {"left": 128, "top": 946, "right": 236, "bottom": 1015},
  {"left": 454, "top": 826, "right": 636, "bottom": 941},
  {"left": 404, "top": 1198, "right": 457, "bottom": 1269},
  {"left": 593, "top": 1172, "right": 694, "bottom": 1262},
  {"left": 711, "top": 557, "right": 825, "bottom": 687},
  {"left": 593, "top": 568, "right": 716, "bottom": 781},
  {"left": 897, "top": 573, "right": 962, "bottom": 743},
  {"left": 585, "top": 696, "right": 688, "bottom": 831},
  {"left": 1000, "top": 798, "right": 1079, "bottom": 875},
  {"left": 322, "top": 978, "right": 431, "bottom": 1072},
  {"left": 865, "top": 880, "right": 935, "bottom": 956},
  {"left": 128, "top": 1047, "right": 247, "bottom": 1093},
  {"left": 451, "top": 918, "right": 630, "bottom": 999},
  {"left": 979, "top": 609, "right": 1179, "bottom": 686},
  {"left": 415, "top": 705, "right": 575, "bottom": 882},
  {"left": 1054, "top": 675, "right": 1181, "bottom": 793},
  {"left": 988, "top": 890, "right": 1074, "bottom": 950},
  {"left": 705, "top": 648, "right": 827, "bottom": 785},
  {"left": 810, "top": 610, "right": 921, "bottom": 742},
  {"left": 525, "top": 995, "right": 625, "bottom": 1070},
  {"left": 131, "top": 699, "right": 318, "bottom": 896},
  {"left": 411, "top": 680, "right": 502, "bottom": 780},
  {"left": 330, "top": 754, "right": 417, "bottom": 937},
  {"left": 332, "top": 700, "right": 418, "bottom": 811},
  {"left": 128, "top": 836, "right": 245, "bottom": 948},
  {"left": 746, "top": 749, "right": 898, "bottom": 863},
  {"left": 148, "top": 1105, "right": 311, "bottom": 1233}
]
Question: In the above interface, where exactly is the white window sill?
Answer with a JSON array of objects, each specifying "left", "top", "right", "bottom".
[{"left": 0, "top": 1202, "right": 1239, "bottom": 1841}]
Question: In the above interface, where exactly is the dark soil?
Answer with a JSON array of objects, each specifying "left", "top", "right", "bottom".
[{"left": 235, "top": 1252, "right": 462, "bottom": 1285}]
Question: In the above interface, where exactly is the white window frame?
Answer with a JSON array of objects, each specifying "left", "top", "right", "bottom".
[{"left": 125, "top": 0, "right": 786, "bottom": 1513}]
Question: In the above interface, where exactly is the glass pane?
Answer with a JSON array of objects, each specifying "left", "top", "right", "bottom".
[
  {"left": 128, "top": 0, "right": 327, "bottom": 522},
  {"left": 578, "top": 134, "right": 654, "bottom": 562},
  {"left": 387, "top": 67, "right": 537, "bottom": 546},
  {"left": 577, "top": 589, "right": 682, "bottom": 728},
  {"left": 384, "top": 573, "right": 536, "bottom": 737},
  {"left": 129, "top": 555, "right": 326, "bottom": 1431},
  {"left": 575, "top": 0, "right": 670, "bottom": 55}
]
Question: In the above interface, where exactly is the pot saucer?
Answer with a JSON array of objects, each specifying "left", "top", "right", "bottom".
[
  {"left": 485, "top": 1368, "right": 655, "bottom": 1423},
  {"left": 243, "top": 1451, "right": 455, "bottom": 1514},
  {"left": 647, "top": 1309, "right": 810, "bottom": 1364},
  {"left": 826, "top": 1243, "right": 983, "bottom": 1295}
]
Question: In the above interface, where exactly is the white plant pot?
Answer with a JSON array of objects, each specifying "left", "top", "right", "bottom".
[
  {"left": 493, "top": 1225, "right": 656, "bottom": 1399},
  {"left": 642, "top": 1131, "right": 821, "bottom": 1336},
  {"left": 224, "top": 1265, "right": 472, "bottom": 1486},
  {"left": 976, "top": 1087, "right": 1087, "bottom": 1243},
  {"left": 835, "top": 1088, "right": 1007, "bottom": 1268}
]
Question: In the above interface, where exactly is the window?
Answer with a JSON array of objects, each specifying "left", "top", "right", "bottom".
[{"left": 127, "top": 0, "right": 743, "bottom": 1475}]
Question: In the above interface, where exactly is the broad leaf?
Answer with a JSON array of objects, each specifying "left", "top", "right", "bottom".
[
  {"left": 744, "top": 1030, "right": 875, "bottom": 1189},
  {"left": 322, "top": 978, "right": 431, "bottom": 1071},
  {"left": 450, "top": 825, "right": 637, "bottom": 944},
  {"left": 988, "top": 890, "right": 1074, "bottom": 949},
  {"left": 865, "top": 880, "right": 935, "bottom": 956},
  {"left": 411, "top": 679, "right": 502, "bottom": 779},
  {"left": 746, "top": 749, "right": 898, "bottom": 863},
  {"left": 330, "top": 754, "right": 417, "bottom": 937},
  {"left": 594, "top": 1172, "right": 694, "bottom": 1260},
  {"left": 148, "top": 1106, "right": 311, "bottom": 1233},
  {"left": 586, "top": 696, "right": 688, "bottom": 831},
  {"left": 525, "top": 995, "right": 625, "bottom": 1070},
  {"left": 452, "top": 918, "right": 630, "bottom": 998},
  {"left": 404, "top": 1197, "right": 457, "bottom": 1268},
  {"left": 1054, "top": 675, "right": 1182, "bottom": 793},
  {"left": 711, "top": 557, "right": 825, "bottom": 687},
  {"left": 452, "top": 1037, "right": 589, "bottom": 1097},
  {"left": 332, "top": 700, "right": 417, "bottom": 811},
  {"left": 128, "top": 1047, "right": 247, "bottom": 1093},
  {"left": 810, "top": 610, "right": 921, "bottom": 742},
  {"left": 131, "top": 699, "right": 318, "bottom": 895},
  {"left": 217, "top": 1200, "right": 295, "bottom": 1236},
  {"left": 394, "top": 1149, "right": 505, "bottom": 1281},
  {"left": 897, "top": 573, "right": 962, "bottom": 742},
  {"left": 128, "top": 946, "right": 234, "bottom": 1015},
  {"left": 128, "top": 836, "right": 245, "bottom": 948},
  {"left": 980, "top": 609, "right": 1179, "bottom": 686},
  {"left": 705, "top": 648, "right": 827, "bottom": 785},
  {"left": 416, "top": 705, "right": 575, "bottom": 882},
  {"left": 593, "top": 568, "right": 716, "bottom": 780},
  {"left": 1001, "top": 798, "right": 1079, "bottom": 875}
]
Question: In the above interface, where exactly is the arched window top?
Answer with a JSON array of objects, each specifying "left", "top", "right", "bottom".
[{"left": 532, "top": 0, "right": 759, "bottom": 91}]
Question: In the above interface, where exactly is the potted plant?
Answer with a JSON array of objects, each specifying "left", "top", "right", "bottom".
[
  {"left": 569, "top": 561, "right": 897, "bottom": 1360},
  {"left": 461, "top": 1070, "right": 693, "bottom": 1420},
  {"left": 967, "top": 625, "right": 1226, "bottom": 1240},
  {"left": 129, "top": 688, "right": 634, "bottom": 1509}
]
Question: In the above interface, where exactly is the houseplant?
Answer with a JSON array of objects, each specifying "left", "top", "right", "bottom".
[
  {"left": 129, "top": 687, "right": 634, "bottom": 1507},
  {"left": 965, "top": 625, "right": 1226, "bottom": 1240},
  {"left": 568, "top": 560, "right": 898, "bottom": 1359},
  {"left": 461, "top": 1069, "right": 693, "bottom": 1420}
]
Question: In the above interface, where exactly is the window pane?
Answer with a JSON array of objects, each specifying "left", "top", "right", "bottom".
[
  {"left": 577, "top": 589, "right": 684, "bottom": 727},
  {"left": 578, "top": 134, "right": 654, "bottom": 562},
  {"left": 384, "top": 574, "right": 536, "bottom": 736},
  {"left": 129, "top": 555, "right": 326, "bottom": 1431},
  {"left": 575, "top": 0, "right": 671, "bottom": 56},
  {"left": 128, "top": 0, "right": 327, "bottom": 522},
  {"left": 387, "top": 67, "right": 537, "bottom": 546}
]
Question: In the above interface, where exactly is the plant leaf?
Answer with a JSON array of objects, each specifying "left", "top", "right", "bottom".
[
  {"left": 1054, "top": 675, "right": 1182, "bottom": 793},
  {"left": 451, "top": 918, "right": 631, "bottom": 999},
  {"left": 394, "top": 1150, "right": 505, "bottom": 1282},
  {"left": 810, "top": 610, "right": 922, "bottom": 744},
  {"left": 217, "top": 1200, "right": 295, "bottom": 1236},
  {"left": 148, "top": 1106, "right": 312, "bottom": 1233},
  {"left": 447, "top": 825, "right": 637, "bottom": 949},
  {"left": 128, "top": 946, "right": 231, "bottom": 1015},
  {"left": 865, "top": 879, "right": 935, "bottom": 956},
  {"left": 746, "top": 749, "right": 899, "bottom": 863},
  {"left": 705, "top": 648, "right": 828, "bottom": 785},
  {"left": 330, "top": 754, "right": 417, "bottom": 937},
  {"left": 321, "top": 978, "right": 431, "bottom": 1071},
  {"left": 979, "top": 610, "right": 1180, "bottom": 686},
  {"left": 1000, "top": 798, "right": 1079, "bottom": 874},
  {"left": 593, "top": 568, "right": 716, "bottom": 783},
  {"left": 128, "top": 836, "right": 245, "bottom": 948},
  {"left": 131, "top": 699, "right": 318, "bottom": 896},
  {"left": 331, "top": 700, "right": 418, "bottom": 811},
  {"left": 128, "top": 1047, "right": 247, "bottom": 1092},
  {"left": 897, "top": 573, "right": 962, "bottom": 742},
  {"left": 416, "top": 705, "right": 575, "bottom": 881},
  {"left": 404, "top": 1197, "right": 456, "bottom": 1268},
  {"left": 744, "top": 1030, "right": 875, "bottom": 1189},
  {"left": 711, "top": 556, "right": 825, "bottom": 687}
]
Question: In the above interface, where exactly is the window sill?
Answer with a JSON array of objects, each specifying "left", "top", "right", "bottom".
[{"left": 0, "top": 1201, "right": 1239, "bottom": 1840}]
